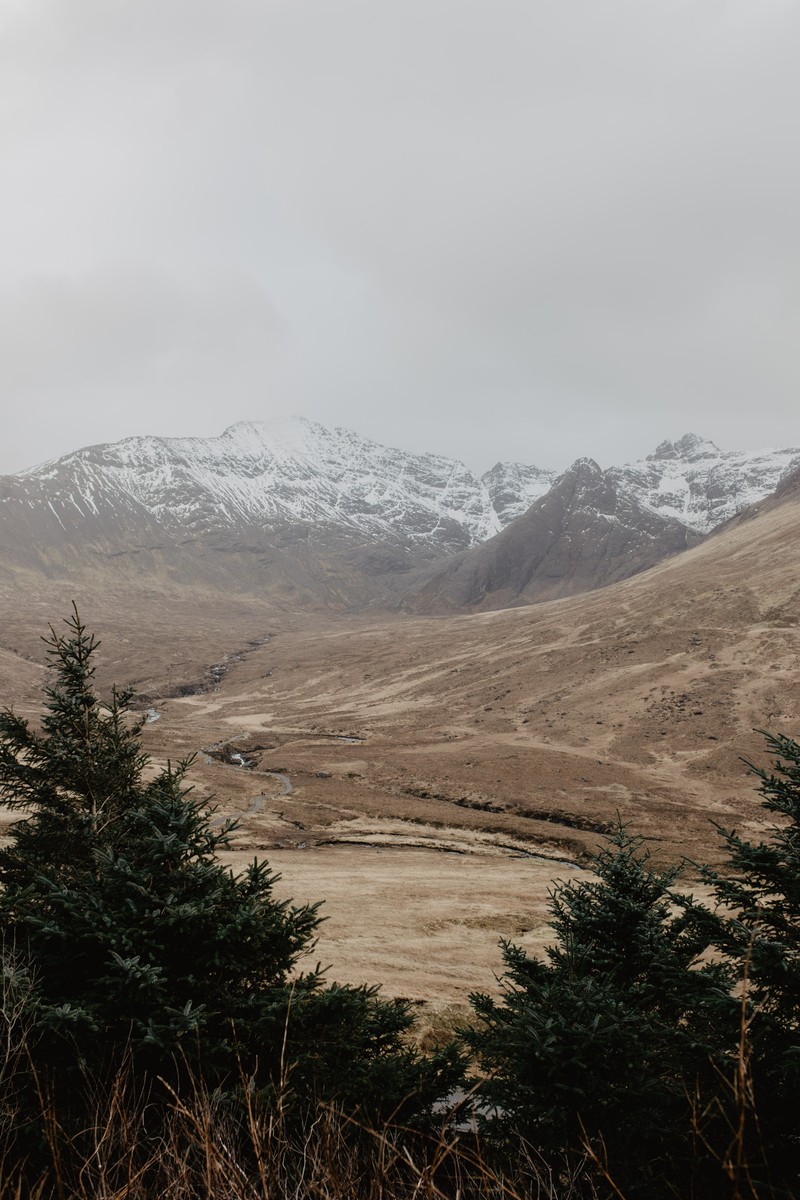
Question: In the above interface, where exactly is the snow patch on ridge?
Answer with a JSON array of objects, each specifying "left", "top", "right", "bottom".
[
  {"left": 612, "top": 434, "right": 800, "bottom": 533},
  {"left": 12, "top": 417, "right": 514, "bottom": 554}
]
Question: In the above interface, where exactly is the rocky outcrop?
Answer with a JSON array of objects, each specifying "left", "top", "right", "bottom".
[{"left": 480, "top": 460, "right": 557, "bottom": 525}]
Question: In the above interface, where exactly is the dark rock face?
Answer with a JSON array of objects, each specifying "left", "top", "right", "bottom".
[{"left": 403, "top": 458, "right": 702, "bottom": 612}]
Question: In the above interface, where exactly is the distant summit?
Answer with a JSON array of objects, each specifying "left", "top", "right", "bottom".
[
  {"left": 404, "top": 453, "right": 700, "bottom": 612},
  {"left": 648, "top": 433, "right": 719, "bottom": 461},
  {"left": 403, "top": 434, "right": 800, "bottom": 612},
  {"left": 620, "top": 434, "right": 800, "bottom": 533}
]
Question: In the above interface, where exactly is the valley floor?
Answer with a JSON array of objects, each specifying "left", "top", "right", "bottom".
[{"left": 0, "top": 488, "right": 797, "bottom": 1008}]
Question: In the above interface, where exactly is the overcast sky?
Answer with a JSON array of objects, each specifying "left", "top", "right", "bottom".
[{"left": 1, "top": 0, "right": 798, "bottom": 475}]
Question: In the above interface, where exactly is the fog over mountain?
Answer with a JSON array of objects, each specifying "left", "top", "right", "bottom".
[{"left": 2, "top": 2, "right": 800, "bottom": 474}]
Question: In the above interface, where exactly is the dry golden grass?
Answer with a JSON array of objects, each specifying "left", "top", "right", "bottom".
[{"left": 219, "top": 844, "right": 583, "bottom": 1006}]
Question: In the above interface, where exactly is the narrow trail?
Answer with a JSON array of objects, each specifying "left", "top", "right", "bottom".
[
  {"left": 210, "top": 770, "right": 293, "bottom": 826},
  {"left": 261, "top": 770, "right": 293, "bottom": 796}
]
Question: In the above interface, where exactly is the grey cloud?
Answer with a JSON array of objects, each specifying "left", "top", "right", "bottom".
[
  {"left": 1, "top": 0, "right": 799, "bottom": 474},
  {"left": 0, "top": 268, "right": 286, "bottom": 468}
]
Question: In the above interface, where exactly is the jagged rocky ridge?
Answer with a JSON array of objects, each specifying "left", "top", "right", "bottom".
[
  {"left": 7, "top": 419, "right": 502, "bottom": 555},
  {"left": 609, "top": 433, "right": 800, "bottom": 534},
  {"left": 404, "top": 435, "right": 800, "bottom": 611},
  {"left": 1, "top": 419, "right": 797, "bottom": 610},
  {"left": 402, "top": 458, "right": 703, "bottom": 611}
]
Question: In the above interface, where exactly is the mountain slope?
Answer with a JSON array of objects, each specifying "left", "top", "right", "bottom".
[
  {"left": 403, "top": 434, "right": 800, "bottom": 612},
  {"left": 403, "top": 457, "right": 702, "bottom": 611},
  {"left": 0, "top": 419, "right": 516, "bottom": 603},
  {"left": 10, "top": 417, "right": 502, "bottom": 553}
]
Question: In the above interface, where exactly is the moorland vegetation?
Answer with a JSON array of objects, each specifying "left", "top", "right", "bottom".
[{"left": 0, "top": 610, "right": 797, "bottom": 1198}]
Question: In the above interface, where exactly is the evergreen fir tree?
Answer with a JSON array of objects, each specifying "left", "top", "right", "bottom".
[
  {"left": 0, "top": 608, "right": 460, "bottom": 1125},
  {"left": 694, "top": 730, "right": 800, "bottom": 1192},
  {"left": 466, "top": 825, "right": 733, "bottom": 1199}
]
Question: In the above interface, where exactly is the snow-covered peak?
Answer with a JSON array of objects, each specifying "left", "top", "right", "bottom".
[
  {"left": 566, "top": 457, "right": 603, "bottom": 474},
  {"left": 614, "top": 434, "right": 800, "bottom": 533},
  {"left": 13, "top": 416, "right": 507, "bottom": 555},
  {"left": 647, "top": 433, "right": 720, "bottom": 462}
]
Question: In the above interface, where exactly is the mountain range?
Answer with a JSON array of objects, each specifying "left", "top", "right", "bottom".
[{"left": 2, "top": 419, "right": 798, "bottom": 610}]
